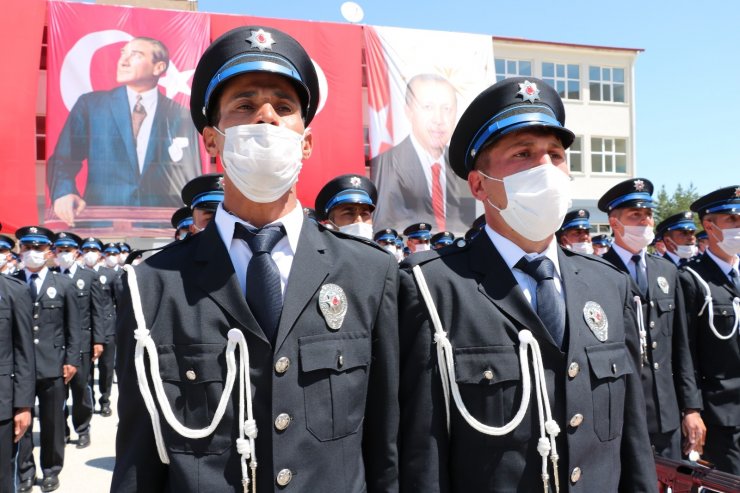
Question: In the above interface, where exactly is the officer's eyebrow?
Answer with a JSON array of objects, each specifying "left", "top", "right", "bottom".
[{"left": 229, "top": 89, "right": 299, "bottom": 103}]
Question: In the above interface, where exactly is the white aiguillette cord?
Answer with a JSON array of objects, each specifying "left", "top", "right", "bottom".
[
  {"left": 411, "top": 265, "right": 561, "bottom": 493},
  {"left": 684, "top": 266, "right": 740, "bottom": 340},
  {"left": 633, "top": 295, "right": 649, "bottom": 366},
  {"left": 124, "top": 265, "right": 258, "bottom": 493}
]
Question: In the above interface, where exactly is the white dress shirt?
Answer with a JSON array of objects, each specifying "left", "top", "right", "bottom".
[
  {"left": 215, "top": 201, "right": 304, "bottom": 300},
  {"left": 409, "top": 133, "right": 447, "bottom": 214},
  {"left": 25, "top": 266, "right": 49, "bottom": 294},
  {"left": 612, "top": 242, "right": 646, "bottom": 284},
  {"left": 705, "top": 247, "right": 740, "bottom": 283},
  {"left": 484, "top": 226, "right": 564, "bottom": 309},
  {"left": 126, "top": 86, "right": 159, "bottom": 173},
  {"left": 63, "top": 262, "right": 78, "bottom": 277}
]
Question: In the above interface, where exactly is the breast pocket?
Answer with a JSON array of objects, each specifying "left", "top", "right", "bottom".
[
  {"left": 586, "top": 342, "right": 632, "bottom": 442},
  {"left": 711, "top": 303, "right": 737, "bottom": 338},
  {"left": 655, "top": 298, "right": 675, "bottom": 336},
  {"left": 158, "top": 343, "right": 231, "bottom": 454},
  {"left": 299, "top": 332, "right": 371, "bottom": 441},
  {"left": 453, "top": 345, "right": 522, "bottom": 432}
]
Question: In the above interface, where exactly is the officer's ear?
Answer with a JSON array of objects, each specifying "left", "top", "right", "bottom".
[
  {"left": 203, "top": 126, "right": 221, "bottom": 158},
  {"left": 301, "top": 127, "right": 313, "bottom": 161}
]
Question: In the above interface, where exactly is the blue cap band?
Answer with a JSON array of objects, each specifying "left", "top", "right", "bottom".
[
  {"left": 561, "top": 218, "right": 591, "bottom": 231},
  {"left": 20, "top": 234, "right": 51, "bottom": 245},
  {"left": 703, "top": 202, "right": 740, "bottom": 215},
  {"left": 408, "top": 230, "right": 432, "bottom": 240},
  {"left": 191, "top": 191, "right": 224, "bottom": 209},
  {"left": 433, "top": 237, "right": 454, "bottom": 246},
  {"left": 82, "top": 241, "right": 101, "bottom": 250},
  {"left": 177, "top": 217, "right": 194, "bottom": 230},
  {"left": 592, "top": 238, "right": 610, "bottom": 246},
  {"left": 324, "top": 190, "right": 373, "bottom": 215},
  {"left": 664, "top": 219, "right": 696, "bottom": 232},
  {"left": 104, "top": 247, "right": 120, "bottom": 254},
  {"left": 375, "top": 233, "right": 396, "bottom": 243},
  {"left": 607, "top": 192, "right": 654, "bottom": 211},
  {"left": 54, "top": 238, "right": 79, "bottom": 248},
  {"left": 467, "top": 105, "right": 562, "bottom": 167},
  {"left": 0, "top": 240, "right": 11, "bottom": 249},
  {"left": 204, "top": 55, "right": 303, "bottom": 112}
]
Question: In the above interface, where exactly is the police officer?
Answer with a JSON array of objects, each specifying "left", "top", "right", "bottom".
[
  {"left": 591, "top": 234, "right": 611, "bottom": 256},
  {"left": 0, "top": 235, "right": 15, "bottom": 275},
  {"left": 181, "top": 173, "right": 225, "bottom": 234},
  {"left": 14, "top": 226, "right": 81, "bottom": 492},
  {"left": 111, "top": 25, "right": 399, "bottom": 492},
  {"left": 374, "top": 228, "right": 400, "bottom": 257},
  {"left": 171, "top": 206, "right": 193, "bottom": 241},
  {"left": 399, "top": 77, "right": 656, "bottom": 491},
  {"left": 0, "top": 265, "right": 34, "bottom": 493},
  {"left": 599, "top": 179, "right": 703, "bottom": 459},
  {"left": 403, "top": 222, "right": 433, "bottom": 253},
  {"left": 79, "top": 237, "right": 118, "bottom": 417},
  {"left": 118, "top": 242, "right": 131, "bottom": 267},
  {"left": 53, "top": 232, "right": 112, "bottom": 448},
  {"left": 556, "top": 208, "right": 594, "bottom": 254},
  {"left": 656, "top": 211, "right": 698, "bottom": 266},
  {"left": 430, "top": 231, "right": 455, "bottom": 250},
  {"left": 679, "top": 186, "right": 740, "bottom": 474},
  {"left": 695, "top": 229, "right": 709, "bottom": 254},
  {"left": 315, "top": 174, "right": 377, "bottom": 239}
]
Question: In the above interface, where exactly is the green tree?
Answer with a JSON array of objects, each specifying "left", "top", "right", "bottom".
[{"left": 653, "top": 183, "right": 701, "bottom": 227}]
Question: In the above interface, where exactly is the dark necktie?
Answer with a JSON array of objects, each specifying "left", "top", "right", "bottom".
[
  {"left": 29, "top": 273, "right": 39, "bottom": 300},
  {"left": 632, "top": 254, "right": 648, "bottom": 296},
  {"left": 729, "top": 269, "right": 740, "bottom": 294},
  {"left": 678, "top": 258, "right": 688, "bottom": 267},
  {"left": 64, "top": 268, "right": 71, "bottom": 276},
  {"left": 516, "top": 256, "right": 565, "bottom": 348},
  {"left": 234, "top": 223, "right": 286, "bottom": 345},
  {"left": 131, "top": 95, "right": 147, "bottom": 141}
]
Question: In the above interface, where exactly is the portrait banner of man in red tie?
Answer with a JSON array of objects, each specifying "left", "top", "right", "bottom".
[
  {"left": 365, "top": 25, "right": 495, "bottom": 235},
  {"left": 45, "top": 2, "right": 210, "bottom": 235}
]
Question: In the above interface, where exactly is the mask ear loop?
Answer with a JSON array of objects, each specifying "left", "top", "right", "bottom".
[{"left": 477, "top": 170, "right": 506, "bottom": 213}]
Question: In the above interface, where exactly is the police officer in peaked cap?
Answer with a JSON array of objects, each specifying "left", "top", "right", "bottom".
[
  {"left": 679, "top": 185, "right": 740, "bottom": 474},
  {"left": 171, "top": 206, "right": 193, "bottom": 241},
  {"left": 0, "top": 234, "right": 16, "bottom": 275},
  {"left": 373, "top": 228, "right": 400, "bottom": 256},
  {"left": 695, "top": 229, "right": 709, "bottom": 254},
  {"left": 399, "top": 77, "right": 657, "bottom": 491},
  {"left": 599, "top": 178, "right": 704, "bottom": 460},
  {"left": 315, "top": 174, "right": 377, "bottom": 240},
  {"left": 591, "top": 234, "right": 612, "bottom": 256},
  {"left": 656, "top": 211, "right": 698, "bottom": 266},
  {"left": 556, "top": 208, "right": 594, "bottom": 255},
  {"left": 403, "top": 222, "right": 433, "bottom": 253},
  {"left": 430, "top": 231, "right": 455, "bottom": 250},
  {"left": 181, "top": 173, "right": 225, "bottom": 234},
  {"left": 112, "top": 25, "right": 400, "bottom": 493}
]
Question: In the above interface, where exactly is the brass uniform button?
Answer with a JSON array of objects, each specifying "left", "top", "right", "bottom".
[
  {"left": 569, "top": 413, "right": 584, "bottom": 428},
  {"left": 275, "top": 357, "right": 290, "bottom": 374},
  {"left": 274, "top": 413, "right": 291, "bottom": 431},
  {"left": 276, "top": 468, "right": 293, "bottom": 486},
  {"left": 185, "top": 370, "right": 196, "bottom": 381},
  {"left": 652, "top": 341, "right": 658, "bottom": 349},
  {"left": 483, "top": 369, "right": 494, "bottom": 381},
  {"left": 653, "top": 362, "right": 660, "bottom": 370},
  {"left": 570, "top": 467, "right": 582, "bottom": 484},
  {"left": 568, "top": 362, "right": 580, "bottom": 379}
]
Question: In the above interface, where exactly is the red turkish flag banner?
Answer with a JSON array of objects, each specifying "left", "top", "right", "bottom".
[
  {"left": 45, "top": 2, "right": 210, "bottom": 236},
  {"left": 210, "top": 14, "right": 365, "bottom": 210}
]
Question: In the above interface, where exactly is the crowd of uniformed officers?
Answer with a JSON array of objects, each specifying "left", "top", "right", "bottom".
[{"left": 0, "top": 23, "right": 738, "bottom": 493}]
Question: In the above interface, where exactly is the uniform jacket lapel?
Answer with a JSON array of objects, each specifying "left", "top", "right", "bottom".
[
  {"left": 558, "top": 249, "right": 589, "bottom": 353},
  {"left": 469, "top": 234, "right": 552, "bottom": 345},
  {"left": 604, "top": 248, "right": 642, "bottom": 295},
  {"left": 189, "top": 222, "right": 268, "bottom": 344},
  {"left": 701, "top": 251, "right": 739, "bottom": 297},
  {"left": 274, "top": 219, "right": 330, "bottom": 352}
]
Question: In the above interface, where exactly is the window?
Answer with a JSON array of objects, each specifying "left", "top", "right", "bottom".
[
  {"left": 566, "top": 136, "right": 582, "bottom": 173},
  {"left": 591, "top": 137, "right": 627, "bottom": 174},
  {"left": 495, "top": 58, "right": 532, "bottom": 82},
  {"left": 589, "top": 66, "right": 625, "bottom": 102},
  {"left": 542, "top": 62, "right": 580, "bottom": 100},
  {"left": 35, "top": 116, "right": 45, "bottom": 160}
]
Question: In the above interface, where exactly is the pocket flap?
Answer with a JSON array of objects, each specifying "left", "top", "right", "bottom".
[
  {"left": 0, "top": 362, "right": 12, "bottom": 375},
  {"left": 41, "top": 299, "right": 62, "bottom": 309},
  {"left": 656, "top": 298, "right": 674, "bottom": 313},
  {"left": 299, "top": 333, "right": 370, "bottom": 373},
  {"left": 453, "top": 345, "right": 520, "bottom": 384},
  {"left": 157, "top": 344, "right": 226, "bottom": 383},
  {"left": 586, "top": 343, "right": 631, "bottom": 380}
]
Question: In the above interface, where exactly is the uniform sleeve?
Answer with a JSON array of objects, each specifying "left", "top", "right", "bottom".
[
  {"left": 90, "top": 273, "right": 113, "bottom": 345},
  {"left": 46, "top": 95, "right": 90, "bottom": 201},
  {"left": 110, "top": 270, "right": 168, "bottom": 492},
  {"left": 363, "top": 254, "right": 400, "bottom": 493},
  {"left": 10, "top": 281, "right": 35, "bottom": 409},
  {"left": 678, "top": 269, "right": 702, "bottom": 396},
  {"left": 64, "top": 280, "right": 82, "bottom": 368},
  {"left": 618, "top": 274, "right": 659, "bottom": 492},
  {"left": 670, "top": 273, "right": 702, "bottom": 411},
  {"left": 398, "top": 266, "right": 450, "bottom": 493}
]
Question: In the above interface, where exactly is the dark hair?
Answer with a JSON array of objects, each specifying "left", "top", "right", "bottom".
[{"left": 132, "top": 36, "right": 170, "bottom": 72}]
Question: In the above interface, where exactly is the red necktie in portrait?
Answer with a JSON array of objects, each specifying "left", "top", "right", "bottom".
[{"left": 431, "top": 162, "right": 446, "bottom": 231}]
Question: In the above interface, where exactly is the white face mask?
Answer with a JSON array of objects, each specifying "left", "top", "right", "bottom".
[
  {"left": 383, "top": 245, "right": 398, "bottom": 256},
  {"left": 0, "top": 254, "right": 8, "bottom": 269},
  {"left": 594, "top": 246, "right": 608, "bottom": 256},
  {"left": 616, "top": 220, "right": 655, "bottom": 252},
  {"left": 118, "top": 253, "right": 128, "bottom": 265},
  {"left": 414, "top": 243, "right": 431, "bottom": 253},
  {"left": 712, "top": 226, "right": 740, "bottom": 256},
  {"left": 339, "top": 222, "right": 374, "bottom": 240},
  {"left": 480, "top": 164, "right": 572, "bottom": 242},
  {"left": 570, "top": 241, "right": 594, "bottom": 255},
  {"left": 56, "top": 251, "right": 77, "bottom": 270},
  {"left": 664, "top": 237, "right": 696, "bottom": 259},
  {"left": 105, "top": 255, "right": 119, "bottom": 268},
  {"left": 218, "top": 124, "right": 305, "bottom": 203},
  {"left": 83, "top": 251, "right": 100, "bottom": 267},
  {"left": 22, "top": 250, "right": 47, "bottom": 270}
]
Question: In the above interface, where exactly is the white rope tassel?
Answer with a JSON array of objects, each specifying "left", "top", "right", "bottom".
[
  {"left": 124, "top": 265, "right": 258, "bottom": 489},
  {"left": 685, "top": 267, "right": 739, "bottom": 340},
  {"left": 633, "top": 295, "right": 649, "bottom": 366},
  {"left": 412, "top": 265, "right": 561, "bottom": 493}
]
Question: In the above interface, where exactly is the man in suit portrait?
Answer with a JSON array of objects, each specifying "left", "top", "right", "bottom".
[
  {"left": 47, "top": 36, "right": 201, "bottom": 226},
  {"left": 371, "top": 74, "right": 474, "bottom": 234}
]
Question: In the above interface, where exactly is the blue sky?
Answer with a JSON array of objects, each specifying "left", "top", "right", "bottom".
[{"left": 199, "top": 0, "right": 738, "bottom": 196}]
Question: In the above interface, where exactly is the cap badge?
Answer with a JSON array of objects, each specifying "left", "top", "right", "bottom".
[
  {"left": 46, "top": 287, "right": 57, "bottom": 299},
  {"left": 59, "top": 233, "right": 67, "bottom": 238},
  {"left": 30, "top": 227, "right": 38, "bottom": 234},
  {"left": 583, "top": 301, "right": 608, "bottom": 342},
  {"left": 735, "top": 186, "right": 740, "bottom": 198},
  {"left": 657, "top": 276, "right": 670, "bottom": 295},
  {"left": 76, "top": 279, "right": 85, "bottom": 290},
  {"left": 684, "top": 212, "right": 692, "bottom": 219},
  {"left": 217, "top": 176, "right": 224, "bottom": 190},
  {"left": 350, "top": 176, "right": 362, "bottom": 188},
  {"left": 578, "top": 210, "right": 586, "bottom": 217},
  {"left": 318, "top": 284, "right": 347, "bottom": 331},
  {"left": 420, "top": 223, "right": 426, "bottom": 229},
  {"left": 634, "top": 179, "right": 646, "bottom": 191},
  {"left": 517, "top": 80, "right": 541, "bottom": 103},
  {"left": 246, "top": 29, "right": 275, "bottom": 52},
  {"left": 87, "top": 237, "right": 95, "bottom": 242}
]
